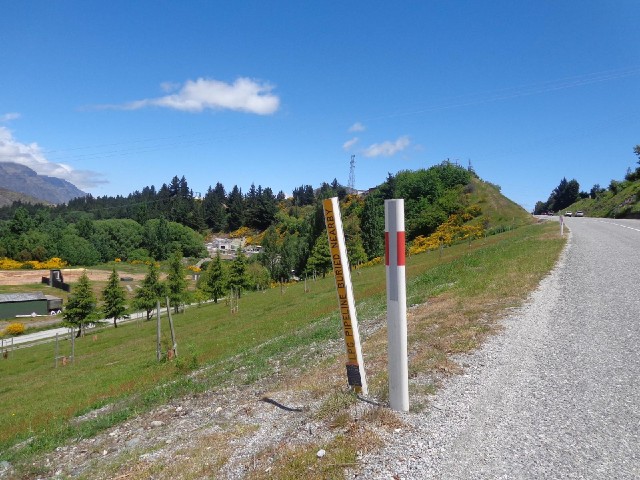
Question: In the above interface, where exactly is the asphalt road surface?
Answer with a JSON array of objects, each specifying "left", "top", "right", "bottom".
[{"left": 362, "top": 217, "right": 640, "bottom": 479}]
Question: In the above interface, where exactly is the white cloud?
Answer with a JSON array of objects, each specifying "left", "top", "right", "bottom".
[
  {"left": 99, "top": 77, "right": 280, "bottom": 115},
  {"left": 160, "top": 81, "right": 181, "bottom": 93},
  {"left": 343, "top": 137, "right": 359, "bottom": 151},
  {"left": 0, "top": 112, "right": 21, "bottom": 122},
  {"left": 0, "top": 127, "right": 106, "bottom": 190},
  {"left": 363, "top": 135, "right": 411, "bottom": 158},
  {"left": 349, "top": 122, "right": 366, "bottom": 132}
]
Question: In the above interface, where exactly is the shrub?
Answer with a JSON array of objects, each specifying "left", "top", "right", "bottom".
[{"left": 4, "top": 322, "right": 26, "bottom": 336}]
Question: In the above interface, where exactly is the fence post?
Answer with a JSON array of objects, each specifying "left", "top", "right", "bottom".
[
  {"left": 165, "top": 297, "right": 178, "bottom": 358},
  {"left": 156, "top": 300, "right": 162, "bottom": 361}
]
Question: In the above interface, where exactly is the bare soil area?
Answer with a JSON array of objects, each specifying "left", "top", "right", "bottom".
[{"left": 0, "top": 269, "right": 145, "bottom": 286}]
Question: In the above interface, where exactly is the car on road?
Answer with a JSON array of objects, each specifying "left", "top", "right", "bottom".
[
  {"left": 575, "top": 211, "right": 584, "bottom": 217},
  {"left": 565, "top": 211, "right": 573, "bottom": 217}
]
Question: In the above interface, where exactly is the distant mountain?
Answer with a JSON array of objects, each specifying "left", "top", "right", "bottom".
[
  {"left": 0, "top": 162, "right": 86, "bottom": 205},
  {"left": 0, "top": 187, "right": 48, "bottom": 207}
]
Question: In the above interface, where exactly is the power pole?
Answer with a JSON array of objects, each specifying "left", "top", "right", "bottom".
[{"left": 348, "top": 155, "right": 356, "bottom": 192}]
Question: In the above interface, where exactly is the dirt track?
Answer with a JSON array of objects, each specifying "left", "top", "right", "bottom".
[{"left": 0, "top": 269, "right": 146, "bottom": 286}]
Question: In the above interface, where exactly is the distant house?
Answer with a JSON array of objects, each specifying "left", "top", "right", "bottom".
[{"left": 205, "top": 237, "right": 262, "bottom": 259}]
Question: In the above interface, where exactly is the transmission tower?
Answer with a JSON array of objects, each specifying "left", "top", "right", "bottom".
[{"left": 348, "top": 155, "right": 356, "bottom": 192}]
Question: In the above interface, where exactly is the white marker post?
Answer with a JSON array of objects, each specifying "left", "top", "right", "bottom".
[
  {"left": 323, "top": 197, "right": 368, "bottom": 395},
  {"left": 560, "top": 215, "right": 564, "bottom": 236},
  {"left": 385, "top": 199, "right": 409, "bottom": 412}
]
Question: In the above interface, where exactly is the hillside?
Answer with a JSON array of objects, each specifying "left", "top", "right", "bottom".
[
  {"left": 0, "top": 163, "right": 533, "bottom": 277},
  {"left": 0, "top": 187, "right": 47, "bottom": 207},
  {"left": 0, "top": 162, "right": 86, "bottom": 205},
  {"left": 567, "top": 178, "right": 640, "bottom": 218},
  {"left": 467, "top": 177, "right": 532, "bottom": 230},
  {"left": 535, "top": 145, "right": 640, "bottom": 219}
]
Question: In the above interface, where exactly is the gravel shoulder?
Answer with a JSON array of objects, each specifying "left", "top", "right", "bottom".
[{"left": 359, "top": 218, "right": 640, "bottom": 479}]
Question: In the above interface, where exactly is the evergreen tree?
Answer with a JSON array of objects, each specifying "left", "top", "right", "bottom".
[
  {"left": 166, "top": 251, "right": 188, "bottom": 313},
  {"left": 227, "top": 185, "right": 245, "bottom": 231},
  {"left": 228, "top": 248, "right": 251, "bottom": 297},
  {"left": 64, "top": 271, "right": 97, "bottom": 337},
  {"left": 133, "top": 262, "right": 166, "bottom": 320},
  {"left": 305, "top": 234, "right": 332, "bottom": 278},
  {"left": 360, "top": 192, "right": 385, "bottom": 260},
  {"left": 102, "top": 268, "right": 127, "bottom": 328},
  {"left": 149, "top": 217, "right": 170, "bottom": 260},
  {"left": 202, "top": 182, "right": 228, "bottom": 231},
  {"left": 548, "top": 178, "right": 580, "bottom": 212},
  {"left": 347, "top": 234, "right": 368, "bottom": 268},
  {"left": 259, "top": 226, "right": 282, "bottom": 281},
  {"left": 203, "top": 251, "right": 227, "bottom": 303},
  {"left": 256, "top": 187, "right": 278, "bottom": 229}
]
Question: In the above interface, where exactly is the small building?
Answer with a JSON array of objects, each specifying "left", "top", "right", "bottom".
[{"left": 0, "top": 292, "right": 49, "bottom": 319}]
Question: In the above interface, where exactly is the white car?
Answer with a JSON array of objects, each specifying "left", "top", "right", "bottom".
[
  {"left": 575, "top": 211, "right": 584, "bottom": 217},
  {"left": 565, "top": 211, "right": 573, "bottom": 217}
]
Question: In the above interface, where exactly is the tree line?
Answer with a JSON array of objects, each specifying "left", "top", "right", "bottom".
[
  {"left": 0, "top": 163, "right": 476, "bottom": 284},
  {"left": 533, "top": 145, "right": 640, "bottom": 215}
]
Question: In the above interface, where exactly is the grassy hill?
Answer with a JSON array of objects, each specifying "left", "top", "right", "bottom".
[
  {"left": 467, "top": 177, "right": 533, "bottom": 231},
  {"left": 567, "top": 179, "right": 640, "bottom": 218}
]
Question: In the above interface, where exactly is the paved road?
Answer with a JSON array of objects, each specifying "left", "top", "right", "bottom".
[
  {"left": 363, "top": 217, "right": 640, "bottom": 479},
  {"left": 2, "top": 310, "right": 148, "bottom": 348}
]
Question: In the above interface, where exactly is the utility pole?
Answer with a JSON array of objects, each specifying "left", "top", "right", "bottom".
[{"left": 348, "top": 155, "right": 356, "bottom": 192}]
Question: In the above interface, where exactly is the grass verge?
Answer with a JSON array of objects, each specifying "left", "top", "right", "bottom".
[{"left": 0, "top": 220, "right": 565, "bottom": 477}]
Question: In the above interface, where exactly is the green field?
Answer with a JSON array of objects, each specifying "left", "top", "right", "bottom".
[{"left": 0, "top": 220, "right": 565, "bottom": 476}]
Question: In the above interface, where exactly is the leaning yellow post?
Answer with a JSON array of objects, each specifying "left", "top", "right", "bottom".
[{"left": 323, "top": 197, "right": 368, "bottom": 395}]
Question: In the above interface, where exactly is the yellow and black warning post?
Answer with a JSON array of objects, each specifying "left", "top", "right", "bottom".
[{"left": 322, "top": 197, "right": 368, "bottom": 395}]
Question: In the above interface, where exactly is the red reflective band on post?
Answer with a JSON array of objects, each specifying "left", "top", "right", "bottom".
[
  {"left": 385, "top": 231, "right": 405, "bottom": 266},
  {"left": 397, "top": 231, "right": 405, "bottom": 266},
  {"left": 385, "top": 232, "right": 390, "bottom": 266}
]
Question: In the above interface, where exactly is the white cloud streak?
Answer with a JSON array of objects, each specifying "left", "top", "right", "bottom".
[
  {"left": 0, "top": 127, "right": 106, "bottom": 190},
  {"left": 97, "top": 77, "right": 280, "bottom": 115},
  {"left": 363, "top": 135, "right": 411, "bottom": 158},
  {"left": 1, "top": 112, "right": 21, "bottom": 122},
  {"left": 343, "top": 137, "right": 359, "bottom": 151},
  {"left": 349, "top": 122, "right": 366, "bottom": 132}
]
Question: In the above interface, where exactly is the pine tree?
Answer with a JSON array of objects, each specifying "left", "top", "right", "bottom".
[
  {"left": 228, "top": 248, "right": 250, "bottom": 297},
  {"left": 227, "top": 185, "right": 245, "bottom": 231},
  {"left": 360, "top": 193, "right": 385, "bottom": 260},
  {"left": 305, "top": 234, "right": 332, "bottom": 278},
  {"left": 204, "top": 251, "right": 227, "bottom": 303},
  {"left": 166, "top": 251, "right": 187, "bottom": 313},
  {"left": 102, "top": 268, "right": 127, "bottom": 328},
  {"left": 134, "top": 262, "right": 166, "bottom": 320},
  {"left": 64, "top": 271, "right": 97, "bottom": 337}
]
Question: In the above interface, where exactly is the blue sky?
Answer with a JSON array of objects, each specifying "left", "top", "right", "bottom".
[{"left": 1, "top": 1, "right": 639, "bottom": 211}]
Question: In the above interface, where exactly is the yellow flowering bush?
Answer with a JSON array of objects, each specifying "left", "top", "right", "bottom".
[
  {"left": 4, "top": 323, "right": 25, "bottom": 336},
  {"left": 0, "top": 258, "right": 23, "bottom": 270},
  {"left": 0, "top": 257, "right": 67, "bottom": 270},
  {"left": 358, "top": 256, "right": 383, "bottom": 268},
  {"left": 246, "top": 230, "right": 266, "bottom": 246},
  {"left": 230, "top": 226, "right": 252, "bottom": 239},
  {"left": 409, "top": 214, "right": 484, "bottom": 255}
]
